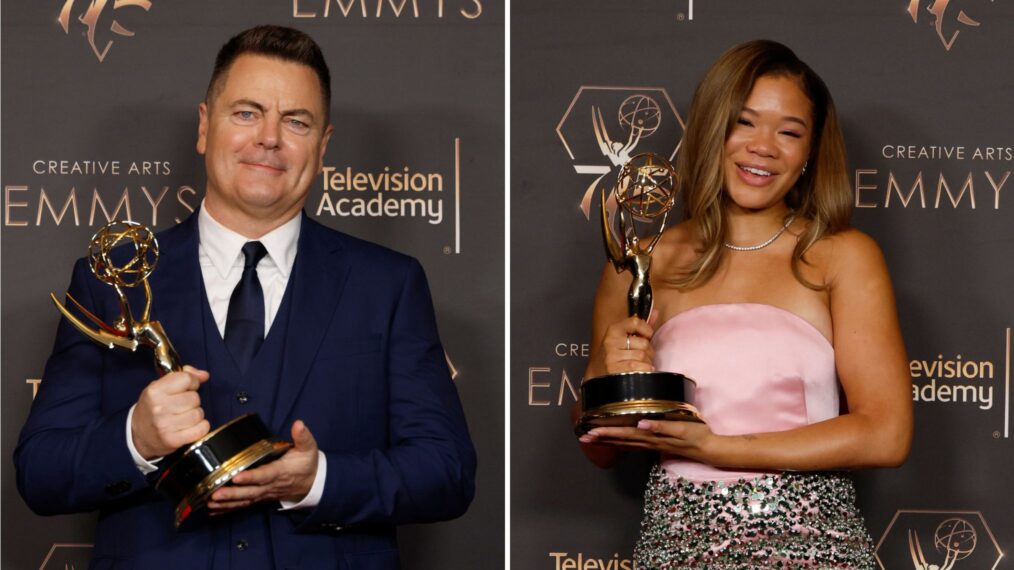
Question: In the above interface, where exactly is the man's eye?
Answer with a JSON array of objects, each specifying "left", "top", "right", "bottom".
[
  {"left": 287, "top": 119, "right": 310, "bottom": 132},
  {"left": 235, "top": 111, "right": 256, "bottom": 120}
]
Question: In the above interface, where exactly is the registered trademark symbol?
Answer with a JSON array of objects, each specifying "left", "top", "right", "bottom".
[
  {"left": 676, "top": 12, "right": 686, "bottom": 21},
  {"left": 443, "top": 246, "right": 452, "bottom": 255},
  {"left": 993, "top": 430, "right": 1001, "bottom": 439}
]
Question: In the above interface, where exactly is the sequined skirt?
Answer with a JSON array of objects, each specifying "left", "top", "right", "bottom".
[{"left": 634, "top": 465, "right": 875, "bottom": 569}]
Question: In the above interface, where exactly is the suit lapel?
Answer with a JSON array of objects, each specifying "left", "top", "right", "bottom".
[
  {"left": 148, "top": 212, "right": 208, "bottom": 373},
  {"left": 271, "top": 216, "right": 350, "bottom": 430}
]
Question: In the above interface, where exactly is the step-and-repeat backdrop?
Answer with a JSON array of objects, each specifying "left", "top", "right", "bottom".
[
  {"left": 1, "top": 2, "right": 503, "bottom": 569},
  {"left": 512, "top": 1, "right": 1012, "bottom": 569}
]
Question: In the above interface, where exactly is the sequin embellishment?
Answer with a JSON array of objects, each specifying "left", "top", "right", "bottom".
[{"left": 634, "top": 466, "right": 875, "bottom": 569}]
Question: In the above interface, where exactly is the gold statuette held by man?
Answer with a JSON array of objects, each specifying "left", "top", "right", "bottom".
[
  {"left": 576, "top": 154, "right": 704, "bottom": 436},
  {"left": 50, "top": 220, "right": 291, "bottom": 528}
]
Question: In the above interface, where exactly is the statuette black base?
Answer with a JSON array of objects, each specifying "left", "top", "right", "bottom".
[
  {"left": 575, "top": 371, "right": 704, "bottom": 436},
  {"left": 154, "top": 413, "right": 291, "bottom": 528}
]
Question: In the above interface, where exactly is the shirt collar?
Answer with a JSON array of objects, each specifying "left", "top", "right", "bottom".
[{"left": 198, "top": 200, "right": 301, "bottom": 279}]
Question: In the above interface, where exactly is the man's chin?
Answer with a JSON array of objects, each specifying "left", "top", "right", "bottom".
[
  {"left": 207, "top": 184, "right": 306, "bottom": 217},
  {"left": 232, "top": 183, "right": 294, "bottom": 206}
]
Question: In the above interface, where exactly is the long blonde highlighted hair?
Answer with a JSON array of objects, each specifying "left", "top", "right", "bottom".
[{"left": 672, "top": 40, "right": 852, "bottom": 289}]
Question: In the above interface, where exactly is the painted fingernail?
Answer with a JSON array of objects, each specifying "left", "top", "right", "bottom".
[
  {"left": 637, "top": 420, "right": 651, "bottom": 429},
  {"left": 578, "top": 435, "right": 593, "bottom": 443}
]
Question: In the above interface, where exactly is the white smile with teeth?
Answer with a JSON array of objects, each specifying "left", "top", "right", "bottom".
[{"left": 740, "top": 165, "right": 772, "bottom": 177}]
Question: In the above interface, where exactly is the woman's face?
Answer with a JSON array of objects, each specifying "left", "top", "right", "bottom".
[{"left": 722, "top": 74, "right": 813, "bottom": 213}]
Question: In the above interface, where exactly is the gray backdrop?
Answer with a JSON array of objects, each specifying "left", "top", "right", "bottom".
[
  {"left": 1, "top": 1, "right": 503, "bottom": 569},
  {"left": 511, "top": 1, "right": 1013, "bottom": 569}
]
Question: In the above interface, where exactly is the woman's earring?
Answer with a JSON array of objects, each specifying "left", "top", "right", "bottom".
[{"left": 802, "top": 161, "right": 808, "bottom": 175}]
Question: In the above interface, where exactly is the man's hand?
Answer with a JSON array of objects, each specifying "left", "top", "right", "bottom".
[
  {"left": 208, "top": 420, "right": 320, "bottom": 512},
  {"left": 130, "top": 365, "right": 211, "bottom": 459}
]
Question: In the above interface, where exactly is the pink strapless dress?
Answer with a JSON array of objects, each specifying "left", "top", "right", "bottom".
[{"left": 633, "top": 304, "right": 875, "bottom": 569}]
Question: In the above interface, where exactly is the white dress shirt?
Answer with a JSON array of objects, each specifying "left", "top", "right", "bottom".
[{"left": 126, "top": 203, "right": 326, "bottom": 510}]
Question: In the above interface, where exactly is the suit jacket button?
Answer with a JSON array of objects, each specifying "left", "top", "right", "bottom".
[
  {"left": 105, "top": 481, "right": 131, "bottom": 496},
  {"left": 235, "top": 539, "right": 249, "bottom": 551},
  {"left": 236, "top": 391, "right": 249, "bottom": 404}
]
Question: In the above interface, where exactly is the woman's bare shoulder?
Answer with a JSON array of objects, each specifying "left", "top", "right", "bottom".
[
  {"left": 652, "top": 221, "right": 699, "bottom": 269},
  {"left": 808, "top": 227, "right": 889, "bottom": 287}
]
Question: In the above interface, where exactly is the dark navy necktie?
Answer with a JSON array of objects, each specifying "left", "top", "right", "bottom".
[{"left": 224, "top": 241, "right": 268, "bottom": 373}]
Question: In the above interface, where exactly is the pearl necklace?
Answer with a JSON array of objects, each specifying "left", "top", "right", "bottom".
[{"left": 723, "top": 213, "right": 796, "bottom": 252}]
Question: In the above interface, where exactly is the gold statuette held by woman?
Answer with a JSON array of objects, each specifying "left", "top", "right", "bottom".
[
  {"left": 576, "top": 154, "right": 704, "bottom": 435},
  {"left": 50, "top": 220, "right": 291, "bottom": 528}
]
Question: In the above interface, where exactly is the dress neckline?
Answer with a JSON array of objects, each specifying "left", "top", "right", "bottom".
[{"left": 654, "top": 303, "right": 833, "bottom": 348}]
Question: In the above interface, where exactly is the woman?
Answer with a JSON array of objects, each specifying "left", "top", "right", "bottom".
[{"left": 577, "top": 40, "right": 912, "bottom": 568}]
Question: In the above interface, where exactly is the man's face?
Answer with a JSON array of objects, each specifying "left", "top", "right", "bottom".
[{"left": 197, "top": 54, "right": 332, "bottom": 233}]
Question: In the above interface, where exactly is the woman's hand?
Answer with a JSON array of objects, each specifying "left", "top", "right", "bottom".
[
  {"left": 589, "top": 314, "right": 658, "bottom": 378},
  {"left": 578, "top": 262, "right": 665, "bottom": 468},
  {"left": 578, "top": 419, "right": 720, "bottom": 463}
]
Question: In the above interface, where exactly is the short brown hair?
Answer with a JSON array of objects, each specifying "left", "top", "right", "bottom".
[{"left": 206, "top": 25, "right": 331, "bottom": 121}]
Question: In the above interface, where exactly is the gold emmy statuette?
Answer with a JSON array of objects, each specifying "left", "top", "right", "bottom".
[
  {"left": 51, "top": 220, "right": 291, "bottom": 528},
  {"left": 576, "top": 153, "right": 704, "bottom": 436}
]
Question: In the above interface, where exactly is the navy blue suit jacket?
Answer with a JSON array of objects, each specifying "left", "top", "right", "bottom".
[{"left": 15, "top": 212, "right": 476, "bottom": 569}]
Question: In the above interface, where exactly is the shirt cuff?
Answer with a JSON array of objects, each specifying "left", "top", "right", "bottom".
[
  {"left": 278, "top": 450, "right": 327, "bottom": 511},
  {"left": 126, "top": 404, "right": 162, "bottom": 475}
]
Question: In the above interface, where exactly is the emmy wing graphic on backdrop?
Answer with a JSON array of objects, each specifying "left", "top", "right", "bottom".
[
  {"left": 907, "top": 518, "right": 978, "bottom": 570},
  {"left": 51, "top": 221, "right": 291, "bottom": 528},
  {"left": 585, "top": 97, "right": 658, "bottom": 221},
  {"left": 575, "top": 153, "right": 703, "bottom": 435},
  {"left": 557, "top": 87, "right": 684, "bottom": 221},
  {"left": 876, "top": 510, "right": 1003, "bottom": 569}
]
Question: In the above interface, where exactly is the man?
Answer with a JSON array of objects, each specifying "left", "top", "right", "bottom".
[{"left": 15, "top": 25, "right": 475, "bottom": 570}]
